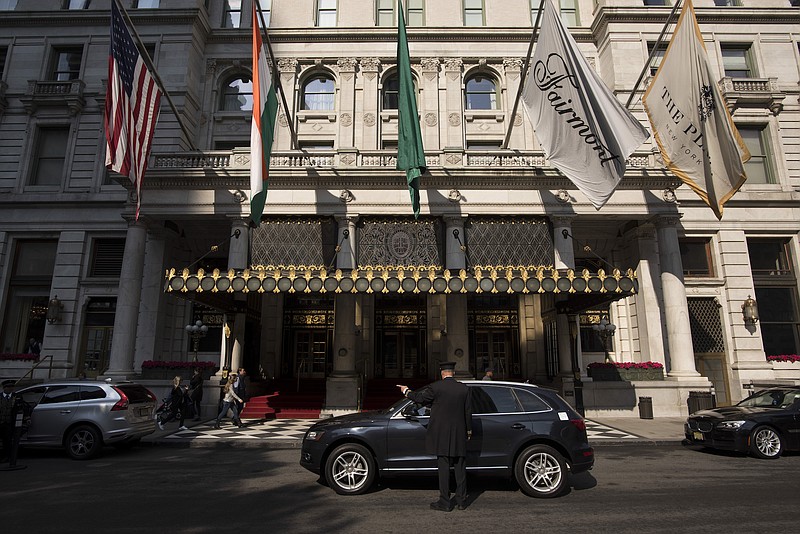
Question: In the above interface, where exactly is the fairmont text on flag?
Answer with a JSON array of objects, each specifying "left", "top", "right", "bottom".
[
  {"left": 521, "top": 0, "right": 648, "bottom": 210},
  {"left": 104, "top": 0, "right": 162, "bottom": 220},
  {"left": 250, "top": 2, "right": 279, "bottom": 228},
  {"left": 396, "top": 0, "right": 426, "bottom": 219},
  {"left": 642, "top": 0, "right": 749, "bottom": 220}
]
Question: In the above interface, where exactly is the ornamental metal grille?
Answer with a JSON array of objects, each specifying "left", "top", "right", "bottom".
[
  {"left": 250, "top": 217, "right": 336, "bottom": 267},
  {"left": 466, "top": 217, "right": 553, "bottom": 266},
  {"left": 358, "top": 217, "right": 441, "bottom": 267},
  {"left": 688, "top": 297, "right": 725, "bottom": 353}
]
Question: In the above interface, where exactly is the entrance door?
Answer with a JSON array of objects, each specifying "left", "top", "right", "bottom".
[
  {"left": 81, "top": 327, "right": 113, "bottom": 378},
  {"left": 696, "top": 354, "right": 730, "bottom": 406},
  {"left": 475, "top": 331, "right": 509, "bottom": 379},
  {"left": 295, "top": 330, "right": 327, "bottom": 378},
  {"left": 382, "top": 331, "right": 419, "bottom": 379}
]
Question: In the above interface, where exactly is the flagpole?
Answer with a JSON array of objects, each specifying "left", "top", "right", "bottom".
[
  {"left": 112, "top": 0, "right": 198, "bottom": 151},
  {"left": 254, "top": 0, "right": 299, "bottom": 151},
  {"left": 501, "top": 0, "right": 545, "bottom": 149},
  {"left": 624, "top": 0, "right": 682, "bottom": 109}
]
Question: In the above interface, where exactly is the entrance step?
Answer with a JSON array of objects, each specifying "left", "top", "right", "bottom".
[{"left": 241, "top": 378, "right": 326, "bottom": 419}]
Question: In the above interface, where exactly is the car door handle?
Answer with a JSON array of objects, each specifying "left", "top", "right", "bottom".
[
  {"left": 60, "top": 410, "right": 72, "bottom": 415},
  {"left": 511, "top": 423, "right": 526, "bottom": 430}
]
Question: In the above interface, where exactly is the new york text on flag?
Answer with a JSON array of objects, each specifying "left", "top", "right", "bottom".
[
  {"left": 104, "top": 0, "right": 162, "bottom": 220},
  {"left": 642, "top": 0, "right": 749, "bottom": 220},
  {"left": 250, "top": 2, "right": 279, "bottom": 228},
  {"left": 521, "top": 0, "right": 649, "bottom": 209}
]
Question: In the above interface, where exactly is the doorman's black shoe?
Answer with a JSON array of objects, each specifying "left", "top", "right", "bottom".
[
  {"left": 429, "top": 501, "right": 452, "bottom": 512},
  {"left": 456, "top": 502, "right": 468, "bottom": 511}
]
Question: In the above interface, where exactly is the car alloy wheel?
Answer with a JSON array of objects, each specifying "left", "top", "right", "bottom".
[
  {"left": 324, "top": 443, "right": 376, "bottom": 495},
  {"left": 750, "top": 426, "right": 783, "bottom": 459},
  {"left": 514, "top": 444, "right": 567, "bottom": 498},
  {"left": 66, "top": 425, "right": 103, "bottom": 460}
]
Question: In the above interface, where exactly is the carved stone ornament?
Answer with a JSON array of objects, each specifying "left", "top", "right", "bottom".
[
  {"left": 503, "top": 58, "right": 523, "bottom": 72},
  {"left": 206, "top": 58, "right": 217, "bottom": 75},
  {"left": 424, "top": 112, "right": 437, "bottom": 127},
  {"left": 339, "top": 189, "right": 355, "bottom": 203},
  {"left": 556, "top": 189, "right": 571, "bottom": 203},
  {"left": 233, "top": 154, "right": 250, "bottom": 167},
  {"left": 341, "top": 112, "right": 352, "bottom": 126},
  {"left": 662, "top": 188, "right": 677, "bottom": 203},
  {"left": 277, "top": 58, "right": 298, "bottom": 73},
  {"left": 420, "top": 58, "right": 440, "bottom": 72},
  {"left": 448, "top": 112, "right": 461, "bottom": 127},
  {"left": 278, "top": 113, "right": 288, "bottom": 127},
  {"left": 340, "top": 153, "right": 356, "bottom": 166},
  {"left": 359, "top": 57, "right": 380, "bottom": 72},
  {"left": 232, "top": 189, "right": 247, "bottom": 203},
  {"left": 337, "top": 58, "right": 357, "bottom": 71},
  {"left": 446, "top": 153, "right": 462, "bottom": 165},
  {"left": 444, "top": 58, "right": 463, "bottom": 71},
  {"left": 364, "top": 112, "right": 376, "bottom": 127},
  {"left": 448, "top": 189, "right": 462, "bottom": 203},
  {"left": 514, "top": 113, "right": 523, "bottom": 126}
]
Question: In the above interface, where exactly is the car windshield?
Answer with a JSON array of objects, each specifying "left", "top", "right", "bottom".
[{"left": 738, "top": 389, "right": 800, "bottom": 409}]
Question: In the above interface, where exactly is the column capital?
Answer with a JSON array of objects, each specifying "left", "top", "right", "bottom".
[
  {"left": 654, "top": 214, "right": 683, "bottom": 229},
  {"left": 551, "top": 215, "right": 576, "bottom": 227},
  {"left": 443, "top": 214, "right": 468, "bottom": 226}
]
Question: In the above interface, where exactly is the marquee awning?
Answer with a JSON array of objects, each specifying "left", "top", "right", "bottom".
[{"left": 165, "top": 265, "right": 637, "bottom": 297}]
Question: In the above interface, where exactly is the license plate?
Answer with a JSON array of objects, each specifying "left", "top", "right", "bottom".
[
  {"left": 693, "top": 431, "right": 704, "bottom": 441},
  {"left": 137, "top": 408, "right": 150, "bottom": 417}
]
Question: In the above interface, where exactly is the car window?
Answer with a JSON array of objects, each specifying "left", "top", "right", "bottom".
[
  {"left": 80, "top": 386, "right": 106, "bottom": 400},
  {"left": 18, "top": 386, "right": 47, "bottom": 406},
  {"left": 738, "top": 389, "right": 800, "bottom": 409},
  {"left": 115, "top": 384, "right": 154, "bottom": 403},
  {"left": 470, "top": 385, "right": 521, "bottom": 414},
  {"left": 514, "top": 388, "right": 551, "bottom": 412},
  {"left": 40, "top": 385, "right": 81, "bottom": 404}
]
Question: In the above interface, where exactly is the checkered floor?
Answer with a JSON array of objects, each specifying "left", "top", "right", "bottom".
[{"left": 164, "top": 418, "right": 641, "bottom": 441}]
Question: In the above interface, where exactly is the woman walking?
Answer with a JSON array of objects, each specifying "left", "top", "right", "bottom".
[
  {"left": 159, "top": 376, "right": 188, "bottom": 431},
  {"left": 213, "top": 378, "right": 243, "bottom": 429},
  {"left": 188, "top": 368, "right": 204, "bottom": 421}
]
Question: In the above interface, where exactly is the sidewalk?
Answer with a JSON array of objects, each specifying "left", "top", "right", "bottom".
[{"left": 143, "top": 415, "right": 688, "bottom": 449}]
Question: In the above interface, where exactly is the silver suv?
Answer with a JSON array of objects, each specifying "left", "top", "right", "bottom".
[{"left": 14, "top": 379, "right": 157, "bottom": 460}]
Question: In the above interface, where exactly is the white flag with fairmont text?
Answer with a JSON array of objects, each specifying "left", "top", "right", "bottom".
[
  {"left": 642, "top": 0, "right": 749, "bottom": 220},
  {"left": 521, "top": 0, "right": 649, "bottom": 209}
]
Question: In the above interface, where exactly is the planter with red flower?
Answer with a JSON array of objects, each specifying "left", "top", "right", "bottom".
[
  {"left": 588, "top": 361, "right": 665, "bottom": 381},
  {"left": 140, "top": 360, "right": 218, "bottom": 379},
  {"left": 768, "top": 355, "right": 800, "bottom": 379}
]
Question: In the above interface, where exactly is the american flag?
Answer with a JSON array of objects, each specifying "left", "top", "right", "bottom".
[{"left": 104, "top": 0, "right": 162, "bottom": 220}]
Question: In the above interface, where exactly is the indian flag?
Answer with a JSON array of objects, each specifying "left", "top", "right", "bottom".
[{"left": 250, "top": 3, "right": 278, "bottom": 227}]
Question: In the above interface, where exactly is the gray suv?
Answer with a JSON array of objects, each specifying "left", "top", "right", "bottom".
[{"left": 14, "top": 380, "right": 157, "bottom": 460}]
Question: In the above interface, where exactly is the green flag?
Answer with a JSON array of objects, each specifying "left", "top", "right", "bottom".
[{"left": 396, "top": 0, "right": 425, "bottom": 218}]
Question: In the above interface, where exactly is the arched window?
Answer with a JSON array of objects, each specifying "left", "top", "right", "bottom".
[
  {"left": 220, "top": 75, "right": 253, "bottom": 111},
  {"left": 465, "top": 74, "right": 497, "bottom": 110},
  {"left": 381, "top": 72, "right": 419, "bottom": 111},
  {"left": 302, "top": 75, "right": 335, "bottom": 110}
]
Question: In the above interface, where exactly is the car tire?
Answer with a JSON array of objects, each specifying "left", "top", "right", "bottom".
[
  {"left": 750, "top": 425, "right": 783, "bottom": 459},
  {"left": 324, "top": 443, "right": 376, "bottom": 495},
  {"left": 66, "top": 425, "right": 103, "bottom": 460},
  {"left": 514, "top": 444, "right": 567, "bottom": 498}
]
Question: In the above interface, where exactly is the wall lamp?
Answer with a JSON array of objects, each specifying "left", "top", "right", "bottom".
[
  {"left": 742, "top": 295, "right": 759, "bottom": 327},
  {"left": 46, "top": 295, "right": 63, "bottom": 324}
]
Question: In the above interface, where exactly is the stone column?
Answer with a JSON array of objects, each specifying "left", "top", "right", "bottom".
[
  {"left": 359, "top": 58, "right": 380, "bottom": 151},
  {"left": 337, "top": 57, "right": 357, "bottom": 148},
  {"left": 444, "top": 215, "right": 467, "bottom": 271},
  {"left": 275, "top": 58, "right": 298, "bottom": 151},
  {"left": 134, "top": 231, "right": 166, "bottom": 372},
  {"left": 326, "top": 293, "right": 359, "bottom": 413},
  {"left": 503, "top": 58, "right": 525, "bottom": 148},
  {"left": 656, "top": 216, "right": 700, "bottom": 378},
  {"left": 334, "top": 215, "right": 357, "bottom": 270},
  {"left": 553, "top": 216, "right": 575, "bottom": 379},
  {"left": 105, "top": 219, "right": 147, "bottom": 378},
  {"left": 228, "top": 219, "right": 249, "bottom": 373},
  {"left": 632, "top": 226, "right": 666, "bottom": 365},
  {"left": 420, "top": 58, "right": 441, "bottom": 149},
  {"left": 443, "top": 58, "right": 463, "bottom": 149}
]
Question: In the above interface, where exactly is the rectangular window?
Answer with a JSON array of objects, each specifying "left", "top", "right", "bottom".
[
  {"left": 135, "top": 0, "right": 160, "bottom": 8},
  {"left": 721, "top": 45, "right": 754, "bottom": 78},
  {"left": 560, "top": 0, "right": 578, "bottom": 26},
  {"left": 647, "top": 42, "right": 668, "bottom": 76},
  {"left": 377, "top": 0, "right": 394, "bottom": 26},
  {"left": 0, "top": 46, "right": 7, "bottom": 78},
  {"left": 464, "top": 0, "right": 483, "bottom": 27},
  {"left": 738, "top": 125, "right": 774, "bottom": 184},
  {"left": 0, "top": 0, "right": 18, "bottom": 10},
  {"left": 259, "top": 0, "right": 272, "bottom": 26},
  {"left": 748, "top": 239, "right": 792, "bottom": 277},
  {"left": 407, "top": 0, "right": 424, "bottom": 26},
  {"left": 643, "top": 0, "right": 669, "bottom": 5},
  {"left": 31, "top": 127, "right": 69, "bottom": 186},
  {"left": 51, "top": 46, "right": 82, "bottom": 81},
  {"left": 714, "top": 0, "right": 741, "bottom": 6},
  {"left": 680, "top": 238, "right": 714, "bottom": 277},
  {"left": 317, "top": 0, "right": 337, "bottom": 27},
  {"left": 65, "top": 0, "right": 89, "bottom": 8},
  {"left": 466, "top": 141, "right": 503, "bottom": 150},
  {"left": 223, "top": 0, "right": 242, "bottom": 28},
  {"left": 89, "top": 238, "right": 125, "bottom": 278},
  {"left": 531, "top": 0, "right": 541, "bottom": 23}
]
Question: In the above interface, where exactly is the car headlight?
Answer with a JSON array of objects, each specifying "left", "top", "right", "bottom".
[
  {"left": 305, "top": 430, "right": 326, "bottom": 441},
  {"left": 717, "top": 420, "right": 746, "bottom": 430}
]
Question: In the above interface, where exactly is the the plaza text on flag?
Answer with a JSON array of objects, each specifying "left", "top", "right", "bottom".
[
  {"left": 642, "top": 0, "right": 749, "bottom": 220},
  {"left": 521, "top": 0, "right": 649, "bottom": 209},
  {"left": 104, "top": 0, "right": 162, "bottom": 220},
  {"left": 250, "top": 2, "right": 278, "bottom": 228},
  {"left": 396, "top": 0, "right": 426, "bottom": 219}
]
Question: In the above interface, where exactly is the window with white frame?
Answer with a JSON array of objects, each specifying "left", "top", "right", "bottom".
[
  {"left": 135, "top": 0, "right": 160, "bottom": 7},
  {"left": 220, "top": 75, "right": 253, "bottom": 111},
  {"left": 714, "top": 0, "right": 742, "bottom": 6},
  {"left": 406, "top": 0, "right": 424, "bottom": 25},
  {"left": 317, "top": 0, "right": 337, "bottom": 27},
  {"left": 464, "top": 0, "right": 483, "bottom": 27},
  {"left": 647, "top": 42, "right": 667, "bottom": 76},
  {"left": 721, "top": 45, "right": 755, "bottom": 78},
  {"left": 51, "top": 46, "right": 82, "bottom": 81},
  {"left": 258, "top": 0, "right": 272, "bottom": 26},
  {"left": 559, "top": 0, "right": 578, "bottom": 26},
  {"left": 223, "top": 0, "right": 242, "bottom": 28},
  {"left": 382, "top": 71, "right": 418, "bottom": 110},
  {"left": 302, "top": 75, "right": 335, "bottom": 110},
  {"left": 0, "top": 0, "right": 18, "bottom": 10},
  {"left": 377, "top": 0, "right": 394, "bottom": 26},
  {"left": 65, "top": 0, "right": 89, "bottom": 8},
  {"left": 738, "top": 125, "right": 775, "bottom": 184},
  {"left": 30, "top": 127, "right": 70, "bottom": 186},
  {"left": 465, "top": 73, "right": 498, "bottom": 110}
]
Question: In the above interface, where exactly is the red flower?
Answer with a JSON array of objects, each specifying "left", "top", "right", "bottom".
[
  {"left": 141, "top": 360, "right": 217, "bottom": 369},
  {"left": 767, "top": 354, "right": 800, "bottom": 363},
  {"left": 587, "top": 361, "right": 664, "bottom": 370}
]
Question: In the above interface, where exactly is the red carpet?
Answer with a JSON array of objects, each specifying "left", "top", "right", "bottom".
[{"left": 240, "top": 379, "right": 326, "bottom": 419}]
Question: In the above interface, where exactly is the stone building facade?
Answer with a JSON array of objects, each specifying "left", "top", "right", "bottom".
[{"left": 1, "top": 0, "right": 799, "bottom": 416}]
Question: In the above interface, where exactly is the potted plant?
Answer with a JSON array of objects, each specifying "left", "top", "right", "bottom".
[{"left": 588, "top": 361, "right": 664, "bottom": 381}]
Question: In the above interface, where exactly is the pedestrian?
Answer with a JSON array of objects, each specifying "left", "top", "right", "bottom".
[
  {"left": 233, "top": 367, "right": 247, "bottom": 414},
  {"left": 213, "top": 377, "right": 243, "bottom": 429},
  {"left": 26, "top": 338, "right": 41, "bottom": 356},
  {"left": 482, "top": 368, "right": 493, "bottom": 381},
  {"left": 397, "top": 361, "right": 472, "bottom": 512},
  {"left": 1, "top": 380, "right": 16, "bottom": 463},
  {"left": 189, "top": 368, "right": 204, "bottom": 421},
  {"left": 158, "top": 376, "right": 188, "bottom": 431}
]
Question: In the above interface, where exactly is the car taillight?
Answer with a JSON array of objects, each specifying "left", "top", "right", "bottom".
[
  {"left": 145, "top": 388, "right": 157, "bottom": 402},
  {"left": 570, "top": 418, "right": 587, "bottom": 432},
  {"left": 111, "top": 386, "right": 129, "bottom": 411}
]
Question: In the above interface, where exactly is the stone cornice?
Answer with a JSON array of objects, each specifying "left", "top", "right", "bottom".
[{"left": 0, "top": 9, "right": 204, "bottom": 29}]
